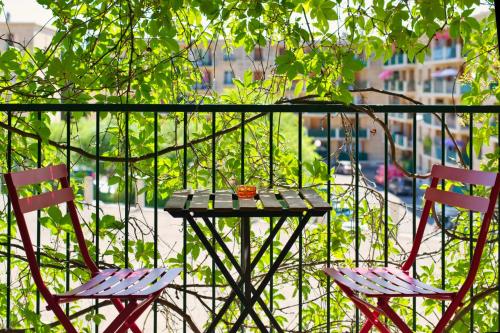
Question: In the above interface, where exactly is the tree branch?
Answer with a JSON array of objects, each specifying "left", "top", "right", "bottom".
[
  {"left": 445, "top": 285, "right": 498, "bottom": 332},
  {"left": 0, "top": 112, "right": 267, "bottom": 163}
]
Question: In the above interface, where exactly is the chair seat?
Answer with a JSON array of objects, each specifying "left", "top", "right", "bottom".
[
  {"left": 55, "top": 268, "right": 181, "bottom": 301},
  {"left": 324, "top": 266, "right": 455, "bottom": 300}
]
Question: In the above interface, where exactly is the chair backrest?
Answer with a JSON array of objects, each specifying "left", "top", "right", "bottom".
[
  {"left": 402, "top": 165, "right": 500, "bottom": 289},
  {"left": 3, "top": 164, "right": 98, "bottom": 300}
]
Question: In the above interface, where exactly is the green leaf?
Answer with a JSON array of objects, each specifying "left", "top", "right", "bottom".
[{"left": 449, "top": 19, "right": 460, "bottom": 38}]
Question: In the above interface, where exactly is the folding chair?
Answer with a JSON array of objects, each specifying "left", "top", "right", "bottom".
[
  {"left": 4, "top": 164, "right": 181, "bottom": 333},
  {"left": 323, "top": 164, "right": 500, "bottom": 333}
]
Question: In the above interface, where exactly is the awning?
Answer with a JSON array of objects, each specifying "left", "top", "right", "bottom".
[
  {"left": 435, "top": 31, "right": 450, "bottom": 40},
  {"left": 378, "top": 70, "right": 393, "bottom": 80},
  {"left": 431, "top": 68, "right": 458, "bottom": 78}
]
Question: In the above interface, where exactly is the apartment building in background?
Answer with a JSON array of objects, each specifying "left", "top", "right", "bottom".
[
  {"left": 2, "top": 19, "right": 496, "bottom": 172},
  {"left": 0, "top": 21, "right": 54, "bottom": 51},
  {"left": 192, "top": 43, "right": 386, "bottom": 164},
  {"left": 188, "top": 32, "right": 498, "bottom": 170}
]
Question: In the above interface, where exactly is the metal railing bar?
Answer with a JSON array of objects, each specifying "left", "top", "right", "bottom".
[
  {"left": 6, "top": 110, "right": 12, "bottom": 329},
  {"left": 239, "top": 111, "right": 244, "bottom": 329},
  {"left": 441, "top": 112, "right": 446, "bottom": 314},
  {"left": 412, "top": 112, "right": 417, "bottom": 330},
  {"left": 0, "top": 104, "right": 498, "bottom": 113},
  {"left": 36, "top": 111, "right": 42, "bottom": 315},
  {"left": 124, "top": 111, "right": 129, "bottom": 269},
  {"left": 95, "top": 111, "right": 100, "bottom": 333},
  {"left": 153, "top": 111, "right": 158, "bottom": 333},
  {"left": 326, "top": 111, "right": 331, "bottom": 333},
  {"left": 298, "top": 110, "right": 303, "bottom": 332},
  {"left": 65, "top": 111, "right": 71, "bottom": 316},
  {"left": 384, "top": 113, "right": 388, "bottom": 266},
  {"left": 212, "top": 110, "right": 216, "bottom": 331},
  {"left": 469, "top": 113, "right": 474, "bottom": 331},
  {"left": 269, "top": 111, "right": 274, "bottom": 333},
  {"left": 497, "top": 112, "right": 500, "bottom": 333},
  {"left": 182, "top": 110, "right": 188, "bottom": 333},
  {"left": 241, "top": 111, "right": 245, "bottom": 185},
  {"left": 355, "top": 112, "right": 360, "bottom": 332}
]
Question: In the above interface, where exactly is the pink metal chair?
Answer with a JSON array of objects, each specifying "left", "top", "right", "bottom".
[
  {"left": 324, "top": 164, "right": 500, "bottom": 333},
  {"left": 4, "top": 164, "right": 181, "bottom": 333}
]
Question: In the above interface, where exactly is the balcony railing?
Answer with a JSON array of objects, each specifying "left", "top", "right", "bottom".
[
  {"left": 384, "top": 52, "right": 407, "bottom": 66},
  {"left": 384, "top": 80, "right": 403, "bottom": 92},
  {"left": 433, "top": 47, "right": 444, "bottom": 60},
  {"left": 422, "top": 79, "right": 459, "bottom": 95},
  {"left": 0, "top": 104, "right": 498, "bottom": 332},
  {"left": 431, "top": 45, "right": 459, "bottom": 61}
]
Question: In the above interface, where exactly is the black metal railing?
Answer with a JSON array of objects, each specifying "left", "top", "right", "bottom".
[{"left": 0, "top": 104, "right": 499, "bottom": 332}]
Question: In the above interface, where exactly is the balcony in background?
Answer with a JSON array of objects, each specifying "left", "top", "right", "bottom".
[
  {"left": 422, "top": 79, "right": 459, "bottom": 95},
  {"left": 431, "top": 44, "right": 459, "bottom": 61},
  {"left": 384, "top": 80, "right": 415, "bottom": 93},
  {"left": 308, "top": 128, "right": 337, "bottom": 138},
  {"left": 384, "top": 52, "right": 408, "bottom": 66},
  {"left": 308, "top": 128, "right": 368, "bottom": 139}
]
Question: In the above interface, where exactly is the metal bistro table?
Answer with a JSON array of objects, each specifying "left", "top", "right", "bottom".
[{"left": 164, "top": 189, "right": 331, "bottom": 333}]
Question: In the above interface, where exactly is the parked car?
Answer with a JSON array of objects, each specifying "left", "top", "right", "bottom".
[
  {"left": 375, "top": 164, "right": 404, "bottom": 185},
  {"left": 429, "top": 205, "right": 460, "bottom": 230},
  {"left": 388, "top": 177, "right": 413, "bottom": 196},
  {"left": 335, "top": 161, "right": 352, "bottom": 175},
  {"left": 335, "top": 161, "right": 361, "bottom": 175}
]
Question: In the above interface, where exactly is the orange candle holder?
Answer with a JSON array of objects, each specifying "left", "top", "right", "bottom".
[{"left": 236, "top": 185, "right": 256, "bottom": 199}]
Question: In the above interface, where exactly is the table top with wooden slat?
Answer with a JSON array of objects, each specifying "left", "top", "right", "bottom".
[
  {"left": 189, "top": 190, "right": 211, "bottom": 212},
  {"left": 164, "top": 188, "right": 331, "bottom": 218}
]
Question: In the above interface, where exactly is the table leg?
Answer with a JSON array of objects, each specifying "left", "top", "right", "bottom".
[
  {"left": 185, "top": 215, "right": 268, "bottom": 333},
  {"left": 204, "top": 216, "right": 286, "bottom": 333},
  {"left": 241, "top": 216, "right": 251, "bottom": 306},
  {"left": 229, "top": 213, "right": 312, "bottom": 333}
]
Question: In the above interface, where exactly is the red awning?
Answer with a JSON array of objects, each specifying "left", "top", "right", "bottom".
[{"left": 378, "top": 70, "right": 393, "bottom": 80}]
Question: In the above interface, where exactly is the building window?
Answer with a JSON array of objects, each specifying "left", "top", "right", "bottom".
[
  {"left": 223, "top": 52, "right": 235, "bottom": 61},
  {"left": 224, "top": 71, "right": 234, "bottom": 85},
  {"left": 196, "top": 49, "right": 212, "bottom": 66}
]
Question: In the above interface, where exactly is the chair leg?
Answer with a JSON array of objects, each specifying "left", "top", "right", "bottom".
[
  {"left": 377, "top": 299, "right": 413, "bottom": 333},
  {"left": 350, "top": 297, "right": 391, "bottom": 333},
  {"left": 360, "top": 316, "right": 377, "bottom": 333},
  {"left": 111, "top": 299, "right": 143, "bottom": 333},
  {"left": 115, "top": 294, "right": 160, "bottom": 333},
  {"left": 103, "top": 301, "right": 140, "bottom": 333},
  {"left": 48, "top": 300, "right": 79, "bottom": 333},
  {"left": 336, "top": 283, "right": 391, "bottom": 333}
]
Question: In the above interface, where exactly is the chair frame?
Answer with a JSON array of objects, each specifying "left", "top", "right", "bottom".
[
  {"left": 324, "top": 164, "right": 500, "bottom": 333},
  {"left": 4, "top": 164, "right": 178, "bottom": 333}
]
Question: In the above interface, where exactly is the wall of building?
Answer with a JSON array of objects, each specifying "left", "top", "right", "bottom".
[{"left": 0, "top": 22, "right": 54, "bottom": 51}]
